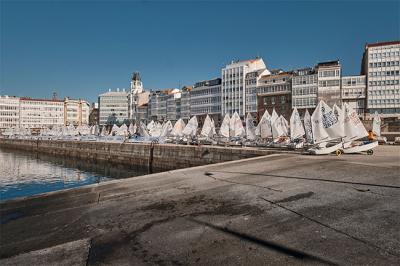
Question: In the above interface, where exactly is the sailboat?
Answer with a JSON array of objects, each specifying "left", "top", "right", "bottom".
[
  {"left": 229, "top": 112, "right": 245, "bottom": 139},
  {"left": 289, "top": 107, "right": 305, "bottom": 149},
  {"left": 200, "top": 115, "right": 215, "bottom": 139},
  {"left": 308, "top": 100, "right": 344, "bottom": 155},
  {"left": 246, "top": 113, "right": 256, "bottom": 141},
  {"left": 272, "top": 115, "right": 289, "bottom": 146},
  {"left": 160, "top": 120, "right": 173, "bottom": 138},
  {"left": 183, "top": 116, "right": 198, "bottom": 137},
  {"left": 255, "top": 109, "right": 273, "bottom": 142},
  {"left": 128, "top": 123, "right": 137, "bottom": 136},
  {"left": 372, "top": 111, "right": 381, "bottom": 137},
  {"left": 303, "top": 109, "right": 313, "bottom": 144},
  {"left": 171, "top": 118, "right": 186, "bottom": 138},
  {"left": 219, "top": 114, "right": 230, "bottom": 139},
  {"left": 341, "top": 103, "right": 378, "bottom": 154}
]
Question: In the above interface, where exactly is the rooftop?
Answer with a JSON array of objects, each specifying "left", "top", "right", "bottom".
[
  {"left": 365, "top": 40, "right": 400, "bottom": 48},
  {"left": 20, "top": 97, "right": 64, "bottom": 102}
]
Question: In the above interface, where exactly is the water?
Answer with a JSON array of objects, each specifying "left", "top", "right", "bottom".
[{"left": 0, "top": 147, "right": 151, "bottom": 201}]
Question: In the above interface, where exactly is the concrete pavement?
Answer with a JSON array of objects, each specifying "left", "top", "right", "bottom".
[{"left": 1, "top": 145, "right": 399, "bottom": 265}]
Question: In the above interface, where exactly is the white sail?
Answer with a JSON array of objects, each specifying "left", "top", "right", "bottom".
[
  {"left": 128, "top": 123, "right": 136, "bottom": 135},
  {"left": 333, "top": 104, "right": 345, "bottom": 137},
  {"left": 183, "top": 116, "right": 198, "bottom": 137},
  {"left": 256, "top": 109, "right": 272, "bottom": 138},
  {"left": 211, "top": 118, "right": 217, "bottom": 136},
  {"left": 311, "top": 100, "right": 343, "bottom": 143},
  {"left": 230, "top": 112, "right": 245, "bottom": 138},
  {"left": 272, "top": 115, "right": 289, "bottom": 138},
  {"left": 372, "top": 111, "right": 381, "bottom": 136},
  {"left": 343, "top": 103, "right": 368, "bottom": 142},
  {"left": 160, "top": 120, "right": 173, "bottom": 137},
  {"left": 117, "top": 124, "right": 128, "bottom": 136},
  {"left": 201, "top": 115, "right": 214, "bottom": 138},
  {"left": 93, "top": 125, "right": 99, "bottom": 135},
  {"left": 290, "top": 107, "right": 305, "bottom": 140},
  {"left": 150, "top": 122, "right": 163, "bottom": 137},
  {"left": 146, "top": 120, "right": 155, "bottom": 131},
  {"left": 246, "top": 113, "right": 256, "bottom": 140},
  {"left": 138, "top": 121, "right": 150, "bottom": 137},
  {"left": 271, "top": 109, "right": 278, "bottom": 125},
  {"left": 100, "top": 126, "right": 108, "bottom": 136},
  {"left": 220, "top": 114, "right": 230, "bottom": 138},
  {"left": 171, "top": 118, "right": 186, "bottom": 137},
  {"left": 303, "top": 109, "right": 313, "bottom": 143}
]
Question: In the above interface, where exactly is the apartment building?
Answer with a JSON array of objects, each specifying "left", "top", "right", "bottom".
[
  {"left": 190, "top": 78, "right": 222, "bottom": 124},
  {"left": 221, "top": 58, "right": 270, "bottom": 116},
  {"left": 64, "top": 97, "right": 90, "bottom": 126},
  {"left": 0, "top": 96, "right": 20, "bottom": 129},
  {"left": 341, "top": 75, "right": 367, "bottom": 117},
  {"left": 98, "top": 89, "right": 129, "bottom": 125},
  {"left": 257, "top": 71, "right": 293, "bottom": 121},
  {"left": 361, "top": 40, "right": 400, "bottom": 118},
  {"left": 19, "top": 97, "right": 65, "bottom": 128},
  {"left": 291, "top": 68, "right": 318, "bottom": 113}
]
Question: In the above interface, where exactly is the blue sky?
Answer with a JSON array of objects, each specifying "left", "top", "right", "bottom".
[{"left": 1, "top": 0, "right": 399, "bottom": 103}]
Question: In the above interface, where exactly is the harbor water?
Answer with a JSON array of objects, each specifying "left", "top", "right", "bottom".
[{"left": 0, "top": 147, "right": 152, "bottom": 201}]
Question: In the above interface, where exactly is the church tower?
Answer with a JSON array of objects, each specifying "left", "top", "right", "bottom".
[
  {"left": 129, "top": 71, "right": 144, "bottom": 120},
  {"left": 130, "top": 72, "right": 143, "bottom": 94}
]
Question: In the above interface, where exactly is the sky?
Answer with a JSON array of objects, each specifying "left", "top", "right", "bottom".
[{"left": 1, "top": 0, "right": 399, "bottom": 103}]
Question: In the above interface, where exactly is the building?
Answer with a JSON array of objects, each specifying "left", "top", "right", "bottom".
[
  {"left": 341, "top": 75, "right": 367, "bottom": 117},
  {"left": 64, "top": 97, "right": 90, "bottom": 126},
  {"left": 166, "top": 89, "right": 181, "bottom": 121},
  {"left": 190, "top": 78, "right": 222, "bottom": 124},
  {"left": 0, "top": 96, "right": 20, "bottom": 129},
  {"left": 98, "top": 89, "right": 129, "bottom": 126},
  {"left": 257, "top": 71, "right": 293, "bottom": 121},
  {"left": 180, "top": 86, "right": 192, "bottom": 121},
  {"left": 245, "top": 69, "right": 271, "bottom": 116},
  {"left": 316, "top": 60, "right": 342, "bottom": 107},
  {"left": 149, "top": 89, "right": 174, "bottom": 121},
  {"left": 291, "top": 68, "right": 318, "bottom": 113},
  {"left": 128, "top": 72, "right": 148, "bottom": 121},
  {"left": 19, "top": 97, "right": 64, "bottom": 128},
  {"left": 89, "top": 102, "right": 99, "bottom": 126},
  {"left": 221, "top": 58, "right": 270, "bottom": 116},
  {"left": 361, "top": 40, "right": 400, "bottom": 118}
]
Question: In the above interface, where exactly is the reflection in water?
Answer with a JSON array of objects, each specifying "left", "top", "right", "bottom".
[{"left": 0, "top": 147, "right": 152, "bottom": 201}]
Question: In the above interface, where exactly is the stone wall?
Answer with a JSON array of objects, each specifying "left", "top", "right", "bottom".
[{"left": 0, "top": 139, "right": 274, "bottom": 171}]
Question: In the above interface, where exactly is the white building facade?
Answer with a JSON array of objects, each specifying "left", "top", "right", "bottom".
[
  {"left": 19, "top": 98, "right": 65, "bottom": 128},
  {"left": 98, "top": 89, "right": 129, "bottom": 125},
  {"left": 64, "top": 98, "right": 90, "bottom": 126},
  {"left": 341, "top": 75, "right": 367, "bottom": 117},
  {"left": 221, "top": 58, "right": 269, "bottom": 116},
  {"left": 317, "top": 60, "right": 342, "bottom": 107},
  {"left": 180, "top": 86, "right": 192, "bottom": 121},
  {"left": 0, "top": 96, "right": 20, "bottom": 129},
  {"left": 362, "top": 41, "right": 400, "bottom": 118},
  {"left": 291, "top": 68, "right": 318, "bottom": 111},
  {"left": 190, "top": 78, "right": 222, "bottom": 123}
]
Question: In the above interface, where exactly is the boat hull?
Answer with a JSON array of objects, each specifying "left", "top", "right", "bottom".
[
  {"left": 308, "top": 142, "right": 342, "bottom": 155},
  {"left": 343, "top": 141, "right": 378, "bottom": 154}
]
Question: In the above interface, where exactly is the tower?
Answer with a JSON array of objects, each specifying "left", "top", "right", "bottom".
[{"left": 129, "top": 72, "right": 144, "bottom": 120}]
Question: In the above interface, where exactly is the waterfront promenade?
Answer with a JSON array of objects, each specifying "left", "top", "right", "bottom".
[{"left": 1, "top": 145, "right": 399, "bottom": 265}]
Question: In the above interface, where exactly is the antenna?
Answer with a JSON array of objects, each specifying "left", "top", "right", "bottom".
[{"left": 52, "top": 91, "right": 57, "bottom": 100}]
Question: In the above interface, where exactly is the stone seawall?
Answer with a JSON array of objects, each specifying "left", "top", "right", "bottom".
[{"left": 0, "top": 139, "right": 275, "bottom": 171}]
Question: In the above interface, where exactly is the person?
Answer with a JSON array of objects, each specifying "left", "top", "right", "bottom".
[{"left": 368, "top": 130, "right": 376, "bottom": 141}]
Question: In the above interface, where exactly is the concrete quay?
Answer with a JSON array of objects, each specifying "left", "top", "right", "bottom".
[
  {"left": 0, "top": 139, "right": 276, "bottom": 171},
  {"left": 1, "top": 145, "right": 399, "bottom": 265}
]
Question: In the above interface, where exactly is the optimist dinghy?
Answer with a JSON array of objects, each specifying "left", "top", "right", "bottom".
[
  {"left": 341, "top": 103, "right": 378, "bottom": 155},
  {"left": 308, "top": 100, "right": 344, "bottom": 155}
]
